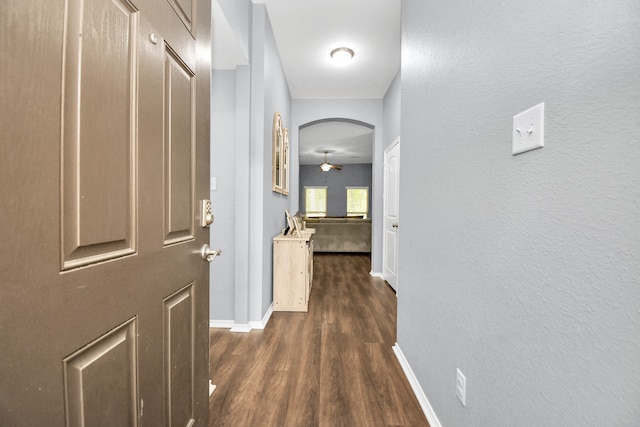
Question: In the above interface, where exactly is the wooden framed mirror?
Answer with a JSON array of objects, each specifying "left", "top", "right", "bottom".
[
  {"left": 272, "top": 112, "right": 290, "bottom": 195},
  {"left": 272, "top": 112, "right": 283, "bottom": 193},
  {"left": 282, "top": 127, "right": 289, "bottom": 195}
]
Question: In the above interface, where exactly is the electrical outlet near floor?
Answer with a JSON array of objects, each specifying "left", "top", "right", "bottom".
[{"left": 456, "top": 368, "right": 466, "bottom": 406}]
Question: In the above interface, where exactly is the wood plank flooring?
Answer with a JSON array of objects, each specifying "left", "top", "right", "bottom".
[{"left": 209, "top": 253, "right": 429, "bottom": 427}]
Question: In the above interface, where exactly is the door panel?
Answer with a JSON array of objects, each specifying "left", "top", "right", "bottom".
[
  {"left": 385, "top": 229, "right": 397, "bottom": 276},
  {"left": 385, "top": 156, "right": 399, "bottom": 218},
  {"left": 62, "top": 0, "right": 139, "bottom": 269},
  {"left": 63, "top": 318, "right": 138, "bottom": 427},
  {"left": 164, "top": 283, "right": 196, "bottom": 427},
  {"left": 167, "top": 0, "right": 196, "bottom": 35},
  {"left": 163, "top": 44, "right": 195, "bottom": 246},
  {"left": 0, "top": 0, "right": 211, "bottom": 425}
]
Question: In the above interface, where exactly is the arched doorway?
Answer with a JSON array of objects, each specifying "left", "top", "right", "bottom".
[{"left": 298, "top": 119, "right": 374, "bottom": 219}]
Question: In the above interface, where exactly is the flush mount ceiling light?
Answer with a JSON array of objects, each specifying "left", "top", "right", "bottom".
[{"left": 330, "top": 47, "right": 354, "bottom": 64}]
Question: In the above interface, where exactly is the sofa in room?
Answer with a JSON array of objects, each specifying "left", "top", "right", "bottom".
[{"left": 302, "top": 217, "right": 372, "bottom": 253}]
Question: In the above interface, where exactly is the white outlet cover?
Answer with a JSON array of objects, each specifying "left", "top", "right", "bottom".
[{"left": 512, "top": 102, "right": 544, "bottom": 155}]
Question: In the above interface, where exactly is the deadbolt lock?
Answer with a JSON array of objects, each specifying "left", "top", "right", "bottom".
[{"left": 200, "top": 200, "right": 214, "bottom": 227}]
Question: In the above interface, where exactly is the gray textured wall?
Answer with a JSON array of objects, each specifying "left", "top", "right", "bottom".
[
  {"left": 210, "top": 70, "right": 237, "bottom": 321},
  {"left": 260, "top": 6, "right": 292, "bottom": 318},
  {"left": 299, "top": 164, "right": 373, "bottom": 217},
  {"left": 383, "top": 71, "right": 401, "bottom": 149},
  {"left": 398, "top": 0, "right": 640, "bottom": 426},
  {"left": 210, "top": 1, "right": 291, "bottom": 326},
  {"left": 217, "top": 0, "right": 250, "bottom": 58}
]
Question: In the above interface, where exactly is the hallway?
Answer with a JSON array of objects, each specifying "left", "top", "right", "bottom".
[{"left": 208, "top": 253, "right": 429, "bottom": 426}]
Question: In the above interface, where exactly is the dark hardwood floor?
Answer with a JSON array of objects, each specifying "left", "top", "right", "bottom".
[{"left": 209, "top": 253, "right": 429, "bottom": 427}]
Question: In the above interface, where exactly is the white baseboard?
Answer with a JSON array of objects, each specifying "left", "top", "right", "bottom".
[
  {"left": 249, "top": 303, "right": 273, "bottom": 330},
  {"left": 370, "top": 271, "right": 384, "bottom": 278},
  {"left": 209, "top": 320, "right": 235, "bottom": 329},
  {"left": 392, "top": 343, "right": 442, "bottom": 427},
  {"left": 209, "top": 319, "right": 251, "bottom": 333},
  {"left": 209, "top": 304, "right": 273, "bottom": 333},
  {"left": 229, "top": 323, "right": 251, "bottom": 333}
]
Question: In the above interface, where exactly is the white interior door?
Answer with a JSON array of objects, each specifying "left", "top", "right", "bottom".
[{"left": 383, "top": 139, "right": 400, "bottom": 291}]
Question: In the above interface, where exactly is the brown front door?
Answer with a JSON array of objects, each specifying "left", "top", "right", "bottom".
[{"left": 0, "top": 0, "right": 211, "bottom": 425}]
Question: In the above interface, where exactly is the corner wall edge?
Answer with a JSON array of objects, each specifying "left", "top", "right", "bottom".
[{"left": 392, "top": 343, "right": 443, "bottom": 427}]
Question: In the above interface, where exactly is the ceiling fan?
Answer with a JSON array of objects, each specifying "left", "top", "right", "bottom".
[{"left": 319, "top": 151, "right": 343, "bottom": 171}]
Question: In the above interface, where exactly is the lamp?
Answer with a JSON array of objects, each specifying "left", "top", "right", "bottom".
[
  {"left": 330, "top": 47, "right": 354, "bottom": 64},
  {"left": 320, "top": 162, "right": 332, "bottom": 172}
]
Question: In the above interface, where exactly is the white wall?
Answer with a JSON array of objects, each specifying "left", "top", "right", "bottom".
[
  {"left": 399, "top": 0, "right": 640, "bottom": 425},
  {"left": 291, "top": 99, "right": 384, "bottom": 273}
]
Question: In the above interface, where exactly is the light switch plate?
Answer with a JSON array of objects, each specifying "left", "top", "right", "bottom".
[{"left": 512, "top": 102, "right": 544, "bottom": 155}]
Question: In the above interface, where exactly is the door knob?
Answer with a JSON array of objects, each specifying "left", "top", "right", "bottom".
[
  {"left": 392, "top": 223, "right": 399, "bottom": 228},
  {"left": 201, "top": 244, "right": 221, "bottom": 262}
]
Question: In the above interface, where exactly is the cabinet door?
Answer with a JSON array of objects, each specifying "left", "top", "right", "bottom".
[
  {"left": 306, "top": 240, "right": 313, "bottom": 302},
  {"left": 274, "top": 239, "right": 307, "bottom": 311}
]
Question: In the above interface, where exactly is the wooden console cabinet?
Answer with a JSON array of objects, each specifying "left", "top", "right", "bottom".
[{"left": 273, "top": 231, "right": 314, "bottom": 312}]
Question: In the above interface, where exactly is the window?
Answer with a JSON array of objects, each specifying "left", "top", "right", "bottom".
[
  {"left": 346, "top": 187, "right": 368, "bottom": 218},
  {"left": 305, "top": 187, "right": 327, "bottom": 217}
]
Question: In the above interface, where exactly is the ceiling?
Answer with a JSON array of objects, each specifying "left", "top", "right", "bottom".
[
  {"left": 262, "top": 0, "right": 401, "bottom": 100},
  {"left": 299, "top": 121, "right": 374, "bottom": 166},
  {"left": 212, "top": 0, "right": 401, "bottom": 165}
]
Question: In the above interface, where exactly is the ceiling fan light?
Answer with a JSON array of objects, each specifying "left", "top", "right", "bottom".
[
  {"left": 320, "top": 163, "right": 332, "bottom": 172},
  {"left": 330, "top": 47, "right": 354, "bottom": 64}
]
